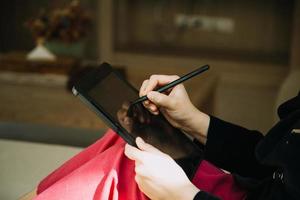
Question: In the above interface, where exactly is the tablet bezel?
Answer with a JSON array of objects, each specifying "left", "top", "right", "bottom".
[{"left": 72, "top": 63, "right": 137, "bottom": 146}]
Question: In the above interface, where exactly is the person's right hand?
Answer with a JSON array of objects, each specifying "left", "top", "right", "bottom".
[{"left": 139, "top": 75, "right": 210, "bottom": 144}]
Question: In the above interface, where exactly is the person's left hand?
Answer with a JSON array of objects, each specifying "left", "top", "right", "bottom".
[{"left": 124, "top": 137, "right": 199, "bottom": 200}]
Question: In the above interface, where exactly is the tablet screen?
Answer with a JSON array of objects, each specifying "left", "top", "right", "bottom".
[{"left": 84, "top": 66, "right": 200, "bottom": 159}]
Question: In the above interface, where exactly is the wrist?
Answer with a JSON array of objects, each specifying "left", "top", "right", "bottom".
[
  {"left": 186, "top": 107, "right": 210, "bottom": 145},
  {"left": 175, "top": 182, "right": 200, "bottom": 200}
]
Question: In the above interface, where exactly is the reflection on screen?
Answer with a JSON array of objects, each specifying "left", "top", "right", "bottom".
[{"left": 88, "top": 73, "right": 199, "bottom": 159}]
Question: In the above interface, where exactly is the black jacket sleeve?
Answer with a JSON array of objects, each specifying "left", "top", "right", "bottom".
[
  {"left": 193, "top": 191, "right": 220, "bottom": 200},
  {"left": 203, "top": 116, "right": 274, "bottom": 179}
]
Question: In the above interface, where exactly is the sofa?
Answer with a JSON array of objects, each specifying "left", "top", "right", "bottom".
[{"left": 0, "top": 122, "right": 106, "bottom": 200}]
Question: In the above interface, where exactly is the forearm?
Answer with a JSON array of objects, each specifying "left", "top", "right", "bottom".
[{"left": 203, "top": 116, "right": 275, "bottom": 179}]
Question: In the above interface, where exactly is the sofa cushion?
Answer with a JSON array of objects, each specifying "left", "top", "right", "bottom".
[{"left": 0, "top": 139, "right": 82, "bottom": 200}]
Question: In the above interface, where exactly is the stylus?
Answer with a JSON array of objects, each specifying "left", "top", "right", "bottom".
[{"left": 131, "top": 64, "right": 209, "bottom": 106}]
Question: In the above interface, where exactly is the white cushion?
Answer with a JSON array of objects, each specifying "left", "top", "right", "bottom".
[{"left": 0, "top": 139, "right": 82, "bottom": 200}]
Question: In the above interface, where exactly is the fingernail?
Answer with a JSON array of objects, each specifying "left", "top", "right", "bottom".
[{"left": 150, "top": 105, "right": 155, "bottom": 111}]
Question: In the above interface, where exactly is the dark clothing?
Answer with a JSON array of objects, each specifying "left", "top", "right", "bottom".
[{"left": 194, "top": 92, "right": 300, "bottom": 200}]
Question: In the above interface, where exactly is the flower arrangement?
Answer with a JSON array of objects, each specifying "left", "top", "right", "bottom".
[{"left": 25, "top": 0, "right": 92, "bottom": 44}]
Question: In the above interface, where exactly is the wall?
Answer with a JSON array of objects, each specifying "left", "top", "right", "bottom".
[
  {"left": 98, "top": 0, "right": 297, "bottom": 133},
  {"left": 276, "top": 0, "right": 300, "bottom": 121},
  {"left": 114, "top": 0, "right": 293, "bottom": 64}
]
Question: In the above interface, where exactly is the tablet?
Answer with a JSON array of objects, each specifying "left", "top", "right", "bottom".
[{"left": 72, "top": 63, "right": 202, "bottom": 161}]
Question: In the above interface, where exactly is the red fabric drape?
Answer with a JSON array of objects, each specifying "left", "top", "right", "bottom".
[{"left": 35, "top": 130, "right": 246, "bottom": 200}]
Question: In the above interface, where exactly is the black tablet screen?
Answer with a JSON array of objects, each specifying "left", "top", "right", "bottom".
[{"left": 86, "top": 68, "right": 200, "bottom": 159}]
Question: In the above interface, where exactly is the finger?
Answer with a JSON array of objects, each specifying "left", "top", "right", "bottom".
[
  {"left": 136, "top": 137, "right": 162, "bottom": 154},
  {"left": 143, "top": 100, "right": 158, "bottom": 111},
  {"left": 145, "top": 106, "right": 160, "bottom": 115},
  {"left": 144, "top": 100, "right": 150, "bottom": 105},
  {"left": 124, "top": 143, "right": 145, "bottom": 161},
  {"left": 139, "top": 80, "right": 149, "bottom": 97},
  {"left": 147, "top": 91, "right": 175, "bottom": 109},
  {"left": 148, "top": 103, "right": 158, "bottom": 112},
  {"left": 142, "top": 101, "right": 159, "bottom": 114},
  {"left": 144, "top": 75, "right": 179, "bottom": 95},
  {"left": 141, "top": 99, "right": 156, "bottom": 112},
  {"left": 152, "top": 110, "right": 159, "bottom": 115}
]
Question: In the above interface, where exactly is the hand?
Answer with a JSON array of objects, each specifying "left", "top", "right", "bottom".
[
  {"left": 125, "top": 137, "right": 200, "bottom": 200},
  {"left": 139, "top": 75, "right": 210, "bottom": 144}
]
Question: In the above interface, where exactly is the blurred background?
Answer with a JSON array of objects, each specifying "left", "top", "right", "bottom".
[{"left": 0, "top": 0, "right": 299, "bottom": 199}]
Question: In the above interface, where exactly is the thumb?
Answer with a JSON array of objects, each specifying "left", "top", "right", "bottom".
[
  {"left": 136, "top": 137, "right": 162, "bottom": 155},
  {"left": 147, "top": 91, "right": 174, "bottom": 109}
]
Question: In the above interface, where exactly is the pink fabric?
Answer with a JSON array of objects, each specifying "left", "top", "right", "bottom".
[
  {"left": 192, "top": 160, "right": 247, "bottom": 200},
  {"left": 35, "top": 130, "right": 246, "bottom": 200}
]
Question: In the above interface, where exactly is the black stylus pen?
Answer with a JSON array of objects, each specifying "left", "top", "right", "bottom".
[{"left": 131, "top": 64, "right": 210, "bottom": 106}]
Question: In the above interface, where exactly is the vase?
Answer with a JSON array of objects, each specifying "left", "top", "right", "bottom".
[{"left": 27, "top": 38, "right": 57, "bottom": 62}]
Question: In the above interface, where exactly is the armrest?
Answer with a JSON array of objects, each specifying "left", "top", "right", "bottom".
[
  {"left": 0, "top": 122, "right": 106, "bottom": 147},
  {"left": 18, "top": 189, "right": 36, "bottom": 200}
]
